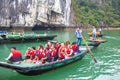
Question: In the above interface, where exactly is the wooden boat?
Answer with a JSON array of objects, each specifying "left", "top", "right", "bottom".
[
  {"left": 86, "top": 38, "right": 107, "bottom": 47},
  {"left": 36, "top": 35, "right": 57, "bottom": 41},
  {"left": 88, "top": 32, "right": 103, "bottom": 37},
  {"left": 88, "top": 38, "right": 107, "bottom": 43},
  {"left": 6, "top": 34, "right": 23, "bottom": 42},
  {"left": 23, "top": 34, "right": 57, "bottom": 41},
  {"left": 0, "top": 42, "right": 101, "bottom": 75},
  {"left": 0, "top": 33, "right": 57, "bottom": 43}
]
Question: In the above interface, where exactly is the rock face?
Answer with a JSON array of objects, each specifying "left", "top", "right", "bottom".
[{"left": 0, "top": 0, "right": 71, "bottom": 27}]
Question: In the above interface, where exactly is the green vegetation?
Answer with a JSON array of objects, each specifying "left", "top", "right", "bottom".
[{"left": 72, "top": 0, "right": 120, "bottom": 27}]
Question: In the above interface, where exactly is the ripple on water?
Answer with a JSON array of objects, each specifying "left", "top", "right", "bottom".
[
  {"left": 104, "top": 36, "right": 115, "bottom": 39},
  {"left": 104, "top": 36, "right": 120, "bottom": 41},
  {"left": 65, "top": 75, "right": 92, "bottom": 80},
  {"left": 95, "top": 73, "right": 120, "bottom": 80}
]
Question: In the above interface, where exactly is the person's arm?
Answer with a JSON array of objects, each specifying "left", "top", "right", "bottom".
[
  {"left": 80, "top": 30, "right": 82, "bottom": 33},
  {"left": 75, "top": 30, "right": 77, "bottom": 35},
  {"left": 6, "top": 53, "right": 13, "bottom": 60}
]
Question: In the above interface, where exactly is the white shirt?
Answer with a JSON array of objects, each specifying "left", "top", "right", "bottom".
[
  {"left": 93, "top": 28, "right": 96, "bottom": 34},
  {"left": 6, "top": 53, "right": 13, "bottom": 60}
]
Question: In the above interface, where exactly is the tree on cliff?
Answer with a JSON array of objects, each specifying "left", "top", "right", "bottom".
[{"left": 72, "top": 0, "right": 120, "bottom": 28}]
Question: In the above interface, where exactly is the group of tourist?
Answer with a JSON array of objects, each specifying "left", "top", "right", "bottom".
[
  {"left": 6, "top": 41, "right": 79, "bottom": 64},
  {"left": 5, "top": 27, "right": 102, "bottom": 64}
]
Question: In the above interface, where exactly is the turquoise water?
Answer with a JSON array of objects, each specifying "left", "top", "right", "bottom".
[{"left": 0, "top": 29, "right": 120, "bottom": 80}]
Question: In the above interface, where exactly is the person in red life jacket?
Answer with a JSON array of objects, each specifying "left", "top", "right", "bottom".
[
  {"left": 55, "top": 42, "right": 61, "bottom": 50},
  {"left": 66, "top": 45, "right": 74, "bottom": 58},
  {"left": 6, "top": 47, "right": 22, "bottom": 64},
  {"left": 64, "top": 41, "right": 74, "bottom": 58},
  {"left": 50, "top": 44, "right": 57, "bottom": 61},
  {"left": 54, "top": 42, "right": 61, "bottom": 60},
  {"left": 58, "top": 43, "right": 66, "bottom": 60},
  {"left": 34, "top": 45, "right": 47, "bottom": 64},
  {"left": 45, "top": 42, "right": 52, "bottom": 50},
  {"left": 44, "top": 47, "right": 52, "bottom": 62},
  {"left": 72, "top": 42, "right": 79, "bottom": 54},
  {"left": 65, "top": 41, "right": 71, "bottom": 48},
  {"left": 37, "top": 51, "right": 47, "bottom": 64},
  {"left": 31, "top": 46, "right": 37, "bottom": 63},
  {"left": 24, "top": 47, "right": 32, "bottom": 62}
]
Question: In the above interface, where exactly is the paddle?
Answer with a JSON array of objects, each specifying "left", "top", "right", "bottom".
[{"left": 82, "top": 35, "right": 97, "bottom": 63}]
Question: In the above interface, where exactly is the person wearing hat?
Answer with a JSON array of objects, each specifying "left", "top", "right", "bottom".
[{"left": 6, "top": 47, "right": 22, "bottom": 64}]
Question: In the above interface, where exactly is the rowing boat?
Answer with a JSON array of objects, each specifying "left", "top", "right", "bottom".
[
  {"left": 88, "top": 32, "right": 103, "bottom": 37},
  {"left": 88, "top": 38, "right": 107, "bottom": 43},
  {"left": 0, "top": 33, "right": 57, "bottom": 43},
  {"left": 0, "top": 42, "right": 101, "bottom": 75}
]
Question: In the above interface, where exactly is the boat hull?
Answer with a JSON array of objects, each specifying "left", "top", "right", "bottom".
[
  {"left": 0, "top": 35, "right": 57, "bottom": 43},
  {"left": 17, "top": 50, "right": 87, "bottom": 75},
  {"left": 0, "top": 46, "right": 95, "bottom": 76}
]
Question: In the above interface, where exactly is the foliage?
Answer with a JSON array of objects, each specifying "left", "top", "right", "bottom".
[{"left": 72, "top": 0, "right": 120, "bottom": 27}]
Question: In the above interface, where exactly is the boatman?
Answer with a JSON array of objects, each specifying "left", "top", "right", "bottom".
[
  {"left": 75, "top": 27, "right": 82, "bottom": 46},
  {"left": 6, "top": 47, "right": 22, "bottom": 64},
  {"left": 92, "top": 26, "right": 96, "bottom": 40},
  {"left": 98, "top": 27, "right": 102, "bottom": 35}
]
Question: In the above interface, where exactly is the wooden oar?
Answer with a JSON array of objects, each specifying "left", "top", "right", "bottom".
[
  {"left": 82, "top": 35, "right": 97, "bottom": 63},
  {"left": 70, "top": 35, "right": 76, "bottom": 41}
]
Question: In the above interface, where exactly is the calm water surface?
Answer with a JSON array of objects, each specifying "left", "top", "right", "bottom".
[{"left": 0, "top": 29, "right": 120, "bottom": 80}]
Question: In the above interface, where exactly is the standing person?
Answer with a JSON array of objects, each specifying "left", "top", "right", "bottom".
[
  {"left": 92, "top": 26, "right": 96, "bottom": 40},
  {"left": 6, "top": 47, "right": 22, "bottom": 64},
  {"left": 98, "top": 27, "right": 102, "bottom": 35},
  {"left": 75, "top": 27, "right": 82, "bottom": 46}
]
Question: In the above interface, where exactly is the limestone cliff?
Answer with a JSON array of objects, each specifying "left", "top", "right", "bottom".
[{"left": 0, "top": 0, "right": 71, "bottom": 27}]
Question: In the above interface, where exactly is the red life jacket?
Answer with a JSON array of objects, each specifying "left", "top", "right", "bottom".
[
  {"left": 27, "top": 50, "right": 32, "bottom": 55},
  {"left": 51, "top": 49, "right": 57, "bottom": 57},
  {"left": 11, "top": 50, "right": 22, "bottom": 58},
  {"left": 59, "top": 52, "right": 65, "bottom": 59},
  {"left": 38, "top": 52, "right": 43, "bottom": 59},
  {"left": 56, "top": 43, "right": 61, "bottom": 49},
  {"left": 49, "top": 49, "right": 52, "bottom": 54},
  {"left": 72, "top": 44, "right": 79, "bottom": 52},
  {"left": 38, "top": 49, "right": 46, "bottom": 58},
  {"left": 30, "top": 50, "right": 37, "bottom": 57},
  {"left": 66, "top": 48, "right": 74, "bottom": 55},
  {"left": 66, "top": 48, "right": 71, "bottom": 54},
  {"left": 45, "top": 49, "right": 52, "bottom": 58}
]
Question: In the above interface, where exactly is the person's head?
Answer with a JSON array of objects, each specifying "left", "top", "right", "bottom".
[
  {"left": 11, "top": 47, "right": 16, "bottom": 50},
  {"left": 11, "top": 47, "right": 16, "bottom": 52},
  {"left": 38, "top": 45, "right": 44, "bottom": 50},
  {"left": 61, "top": 43, "right": 64, "bottom": 47},
  {"left": 77, "top": 27, "right": 79, "bottom": 30},
  {"left": 93, "top": 26, "right": 96, "bottom": 29},
  {"left": 72, "top": 42, "right": 76, "bottom": 45},
  {"left": 65, "top": 41, "right": 70, "bottom": 45},
  {"left": 32, "top": 46, "right": 36, "bottom": 50},
  {"left": 27, "top": 47, "right": 31, "bottom": 50},
  {"left": 48, "top": 41, "right": 51, "bottom": 44}
]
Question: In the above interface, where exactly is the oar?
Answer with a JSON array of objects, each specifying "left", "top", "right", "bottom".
[
  {"left": 70, "top": 35, "right": 76, "bottom": 41},
  {"left": 82, "top": 35, "right": 97, "bottom": 63}
]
